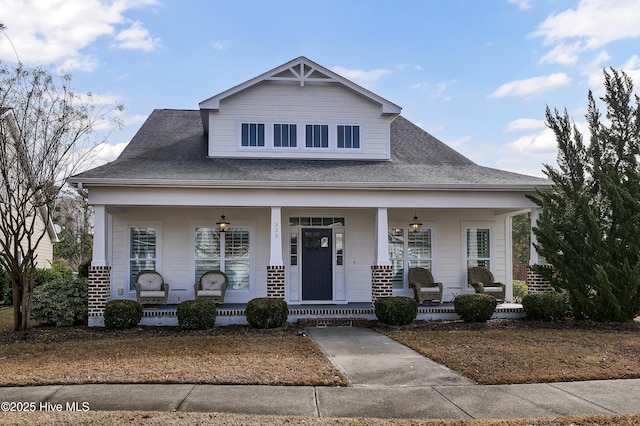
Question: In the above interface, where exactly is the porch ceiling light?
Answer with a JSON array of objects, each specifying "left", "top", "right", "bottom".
[
  {"left": 216, "top": 213, "right": 230, "bottom": 232},
  {"left": 409, "top": 213, "right": 422, "bottom": 233}
]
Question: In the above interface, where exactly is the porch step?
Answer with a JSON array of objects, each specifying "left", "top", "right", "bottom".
[{"left": 297, "top": 317, "right": 371, "bottom": 327}]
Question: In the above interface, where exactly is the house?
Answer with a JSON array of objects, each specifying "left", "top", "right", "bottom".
[
  {"left": 0, "top": 108, "right": 58, "bottom": 270},
  {"left": 68, "top": 57, "right": 550, "bottom": 326}
]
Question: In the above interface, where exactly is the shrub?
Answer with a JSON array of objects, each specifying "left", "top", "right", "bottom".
[
  {"left": 177, "top": 299, "right": 217, "bottom": 330},
  {"left": 454, "top": 293, "right": 497, "bottom": 323},
  {"left": 374, "top": 296, "right": 418, "bottom": 326},
  {"left": 512, "top": 280, "right": 528, "bottom": 303},
  {"left": 34, "top": 261, "right": 74, "bottom": 287},
  {"left": 522, "top": 292, "right": 570, "bottom": 322},
  {"left": 0, "top": 268, "right": 11, "bottom": 304},
  {"left": 31, "top": 278, "right": 88, "bottom": 326},
  {"left": 78, "top": 259, "right": 92, "bottom": 278},
  {"left": 104, "top": 299, "right": 143, "bottom": 330},
  {"left": 245, "top": 297, "right": 288, "bottom": 329}
]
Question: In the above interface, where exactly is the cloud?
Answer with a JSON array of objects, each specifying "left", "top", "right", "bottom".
[
  {"left": 508, "top": 0, "right": 532, "bottom": 10},
  {"left": 0, "top": 0, "right": 159, "bottom": 69},
  {"left": 539, "top": 42, "right": 581, "bottom": 66},
  {"left": 112, "top": 21, "right": 161, "bottom": 51},
  {"left": 212, "top": 40, "right": 230, "bottom": 51},
  {"left": 532, "top": 0, "right": 640, "bottom": 52},
  {"left": 489, "top": 73, "right": 571, "bottom": 98},
  {"left": 505, "top": 118, "right": 546, "bottom": 132},
  {"left": 331, "top": 66, "right": 392, "bottom": 89},
  {"left": 409, "top": 80, "right": 457, "bottom": 101},
  {"left": 505, "top": 128, "right": 557, "bottom": 154}
]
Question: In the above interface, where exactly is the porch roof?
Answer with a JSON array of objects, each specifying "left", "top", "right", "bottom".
[{"left": 69, "top": 110, "right": 550, "bottom": 191}]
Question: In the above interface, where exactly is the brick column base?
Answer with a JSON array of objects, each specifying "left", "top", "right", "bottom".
[
  {"left": 371, "top": 265, "right": 393, "bottom": 307},
  {"left": 88, "top": 266, "right": 111, "bottom": 326},
  {"left": 526, "top": 265, "right": 554, "bottom": 293},
  {"left": 267, "top": 265, "right": 286, "bottom": 299}
]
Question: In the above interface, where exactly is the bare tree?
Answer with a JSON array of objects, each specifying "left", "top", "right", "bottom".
[{"left": 0, "top": 62, "right": 122, "bottom": 331}]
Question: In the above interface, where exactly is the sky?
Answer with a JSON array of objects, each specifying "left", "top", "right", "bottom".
[{"left": 1, "top": 0, "right": 640, "bottom": 178}]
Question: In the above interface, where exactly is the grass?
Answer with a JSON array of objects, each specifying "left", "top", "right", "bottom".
[
  {"left": 379, "top": 320, "right": 640, "bottom": 385},
  {"left": 2, "top": 308, "right": 640, "bottom": 425}
]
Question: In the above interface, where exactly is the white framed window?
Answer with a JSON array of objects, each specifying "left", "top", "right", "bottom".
[
  {"left": 388, "top": 226, "right": 433, "bottom": 290},
  {"left": 337, "top": 125, "right": 360, "bottom": 148},
  {"left": 241, "top": 123, "right": 265, "bottom": 147},
  {"left": 274, "top": 123, "right": 297, "bottom": 147},
  {"left": 305, "top": 124, "right": 329, "bottom": 148},
  {"left": 465, "top": 226, "right": 491, "bottom": 269},
  {"left": 194, "top": 225, "right": 252, "bottom": 291},
  {"left": 128, "top": 223, "right": 162, "bottom": 291}
]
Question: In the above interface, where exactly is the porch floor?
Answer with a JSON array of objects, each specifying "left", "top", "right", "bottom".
[{"left": 139, "top": 302, "right": 524, "bottom": 326}]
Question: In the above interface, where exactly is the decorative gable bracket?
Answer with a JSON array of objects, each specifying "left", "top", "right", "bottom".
[{"left": 267, "top": 62, "right": 334, "bottom": 87}]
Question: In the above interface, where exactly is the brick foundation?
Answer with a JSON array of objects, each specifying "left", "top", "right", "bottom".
[
  {"left": 88, "top": 266, "right": 111, "bottom": 321},
  {"left": 267, "top": 265, "right": 286, "bottom": 299},
  {"left": 371, "top": 265, "right": 393, "bottom": 306},
  {"left": 526, "top": 265, "right": 554, "bottom": 293}
]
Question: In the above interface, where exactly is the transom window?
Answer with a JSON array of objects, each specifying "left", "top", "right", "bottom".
[
  {"left": 305, "top": 124, "right": 329, "bottom": 148},
  {"left": 195, "top": 227, "right": 251, "bottom": 291},
  {"left": 274, "top": 124, "right": 297, "bottom": 147},
  {"left": 388, "top": 227, "right": 432, "bottom": 290},
  {"left": 289, "top": 217, "right": 345, "bottom": 226},
  {"left": 337, "top": 125, "right": 360, "bottom": 148},
  {"left": 241, "top": 123, "right": 265, "bottom": 147}
]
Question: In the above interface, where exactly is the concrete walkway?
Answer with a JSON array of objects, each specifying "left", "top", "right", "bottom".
[
  {"left": 305, "top": 326, "right": 473, "bottom": 387},
  {"left": 1, "top": 327, "right": 640, "bottom": 420}
]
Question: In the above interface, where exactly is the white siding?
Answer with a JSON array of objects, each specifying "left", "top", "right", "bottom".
[
  {"left": 106, "top": 206, "right": 512, "bottom": 304},
  {"left": 208, "top": 82, "right": 392, "bottom": 160}
]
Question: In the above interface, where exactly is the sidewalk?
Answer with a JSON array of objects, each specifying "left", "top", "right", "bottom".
[{"left": 0, "top": 327, "right": 639, "bottom": 420}]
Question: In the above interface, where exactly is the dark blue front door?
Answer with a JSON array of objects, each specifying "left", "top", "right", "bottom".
[{"left": 302, "top": 228, "right": 333, "bottom": 300}]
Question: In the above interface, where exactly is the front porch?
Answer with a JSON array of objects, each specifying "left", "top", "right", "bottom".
[{"left": 135, "top": 302, "right": 525, "bottom": 327}]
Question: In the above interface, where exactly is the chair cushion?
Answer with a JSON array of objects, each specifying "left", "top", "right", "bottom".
[
  {"left": 198, "top": 290, "right": 222, "bottom": 297},
  {"left": 420, "top": 286, "right": 438, "bottom": 292},
  {"left": 139, "top": 290, "right": 166, "bottom": 298},
  {"left": 201, "top": 273, "right": 225, "bottom": 291},
  {"left": 137, "top": 273, "right": 163, "bottom": 291}
]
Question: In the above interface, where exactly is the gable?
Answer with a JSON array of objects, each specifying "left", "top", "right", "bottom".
[{"left": 199, "top": 57, "right": 402, "bottom": 161}]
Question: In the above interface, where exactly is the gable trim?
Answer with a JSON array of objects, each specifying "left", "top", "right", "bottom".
[{"left": 198, "top": 57, "right": 402, "bottom": 132}]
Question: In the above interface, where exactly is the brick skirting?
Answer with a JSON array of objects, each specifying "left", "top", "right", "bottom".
[
  {"left": 88, "top": 266, "right": 111, "bottom": 318},
  {"left": 371, "top": 265, "right": 393, "bottom": 306},
  {"left": 267, "top": 265, "right": 286, "bottom": 299},
  {"left": 526, "top": 265, "right": 554, "bottom": 293}
]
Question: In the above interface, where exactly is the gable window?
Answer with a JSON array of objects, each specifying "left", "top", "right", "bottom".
[
  {"left": 274, "top": 124, "right": 297, "bottom": 147},
  {"left": 466, "top": 227, "right": 490, "bottom": 269},
  {"left": 305, "top": 124, "right": 328, "bottom": 148},
  {"left": 195, "top": 226, "right": 251, "bottom": 291},
  {"left": 388, "top": 227, "right": 432, "bottom": 290},
  {"left": 337, "top": 125, "right": 360, "bottom": 148},
  {"left": 129, "top": 226, "right": 158, "bottom": 290},
  {"left": 241, "top": 123, "right": 265, "bottom": 147}
]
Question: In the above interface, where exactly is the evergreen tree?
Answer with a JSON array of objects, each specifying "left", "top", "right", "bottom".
[{"left": 530, "top": 68, "right": 640, "bottom": 322}]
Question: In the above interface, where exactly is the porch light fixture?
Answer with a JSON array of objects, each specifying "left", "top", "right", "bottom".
[
  {"left": 409, "top": 212, "right": 422, "bottom": 233},
  {"left": 216, "top": 212, "right": 230, "bottom": 232}
]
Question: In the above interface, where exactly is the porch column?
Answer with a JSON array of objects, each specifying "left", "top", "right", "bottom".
[
  {"left": 371, "top": 208, "right": 393, "bottom": 305},
  {"left": 92, "top": 205, "right": 108, "bottom": 267},
  {"left": 527, "top": 208, "right": 553, "bottom": 293},
  {"left": 267, "top": 206, "right": 285, "bottom": 299},
  {"left": 529, "top": 208, "right": 542, "bottom": 266},
  {"left": 89, "top": 204, "right": 110, "bottom": 326}
]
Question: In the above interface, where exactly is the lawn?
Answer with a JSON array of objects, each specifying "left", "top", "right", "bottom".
[
  {"left": 379, "top": 320, "right": 640, "bottom": 385},
  {"left": 2, "top": 307, "right": 640, "bottom": 425}
]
